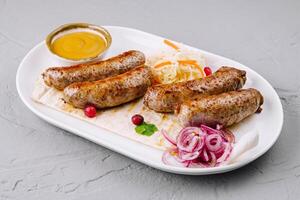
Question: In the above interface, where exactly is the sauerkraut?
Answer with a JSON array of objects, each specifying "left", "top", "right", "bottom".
[{"left": 148, "top": 39, "right": 206, "bottom": 84}]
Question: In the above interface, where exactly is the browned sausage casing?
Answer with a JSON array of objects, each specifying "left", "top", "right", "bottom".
[
  {"left": 43, "top": 50, "right": 145, "bottom": 90},
  {"left": 176, "top": 88, "right": 264, "bottom": 127},
  {"left": 143, "top": 66, "right": 246, "bottom": 113},
  {"left": 63, "top": 66, "right": 152, "bottom": 109}
]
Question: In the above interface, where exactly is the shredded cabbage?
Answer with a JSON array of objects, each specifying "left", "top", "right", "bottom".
[{"left": 148, "top": 40, "right": 206, "bottom": 84}]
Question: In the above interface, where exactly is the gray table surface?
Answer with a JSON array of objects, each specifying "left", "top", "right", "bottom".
[{"left": 1, "top": 0, "right": 300, "bottom": 199}]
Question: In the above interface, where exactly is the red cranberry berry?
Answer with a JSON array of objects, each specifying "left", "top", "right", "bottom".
[
  {"left": 131, "top": 114, "right": 144, "bottom": 125},
  {"left": 204, "top": 67, "right": 212, "bottom": 76},
  {"left": 84, "top": 105, "right": 97, "bottom": 118}
]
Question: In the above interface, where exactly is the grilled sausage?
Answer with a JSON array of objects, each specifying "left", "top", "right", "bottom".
[
  {"left": 143, "top": 66, "right": 246, "bottom": 113},
  {"left": 63, "top": 66, "right": 152, "bottom": 109},
  {"left": 176, "top": 88, "right": 264, "bottom": 127},
  {"left": 43, "top": 50, "right": 145, "bottom": 90}
]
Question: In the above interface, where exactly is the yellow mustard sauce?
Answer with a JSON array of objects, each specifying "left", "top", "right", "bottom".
[{"left": 51, "top": 31, "right": 107, "bottom": 60}]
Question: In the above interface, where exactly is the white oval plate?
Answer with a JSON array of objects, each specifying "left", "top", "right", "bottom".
[{"left": 16, "top": 26, "right": 283, "bottom": 175}]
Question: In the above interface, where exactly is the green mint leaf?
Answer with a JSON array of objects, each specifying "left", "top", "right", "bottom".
[
  {"left": 135, "top": 122, "right": 158, "bottom": 136},
  {"left": 135, "top": 124, "right": 147, "bottom": 134}
]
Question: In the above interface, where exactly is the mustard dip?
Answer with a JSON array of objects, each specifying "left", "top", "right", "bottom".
[{"left": 51, "top": 31, "right": 107, "bottom": 60}]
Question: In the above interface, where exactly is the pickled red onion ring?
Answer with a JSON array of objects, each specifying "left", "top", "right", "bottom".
[
  {"left": 162, "top": 148, "right": 185, "bottom": 167},
  {"left": 161, "top": 126, "right": 235, "bottom": 168},
  {"left": 200, "top": 148, "right": 209, "bottom": 162},
  {"left": 221, "top": 129, "right": 235, "bottom": 143},
  {"left": 205, "top": 134, "right": 223, "bottom": 152},
  {"left": 200, "top": 124, "right": 222, "bottom": 135},
  {"left": 178, "top": 150, "right": 200, "bottom": 160},
  {"left": 216, "top": 142, "right": 233, "bottom": 163},
  {"left": 192, "top": 151, "right": 217, "bottom": 168},
  {"left": 202, "top": 151, "right": 217, "bottom": 167},
  {"left": 161, "top": 129, "right": 176, "bottom": 145},
  {"left": 176, "top": 127, "right": 204, "bottom": 152}
]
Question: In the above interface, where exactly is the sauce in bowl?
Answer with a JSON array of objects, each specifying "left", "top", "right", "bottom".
[
  {"left": 46, "top": 23, "right": 112, "bottom": 63},
  {"left": 51, "top": 31, "right": 107, "bottom": 60}
]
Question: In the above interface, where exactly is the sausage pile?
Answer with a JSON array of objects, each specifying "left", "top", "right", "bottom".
[
  {"left": 143, "top": 65, "right": 263, "bottom": 127},
  {"left": 42, "top": 50, "right": 263, "bottom": 127},
  {"left": 43, "top": 50, "right": 152, "bottom": 109}
]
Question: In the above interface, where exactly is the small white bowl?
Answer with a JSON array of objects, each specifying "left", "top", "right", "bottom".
[{"left": 46, "top": 23, "right": 112, "bottom": 65}]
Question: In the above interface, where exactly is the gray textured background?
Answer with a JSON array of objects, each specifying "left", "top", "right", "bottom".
[{"left": 1, "top": 0, "right": 300, "bottom": 199}]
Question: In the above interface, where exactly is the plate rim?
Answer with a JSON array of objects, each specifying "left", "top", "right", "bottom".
[{"left": 16, "top": 25, "right": 284, "bottom": 175}]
